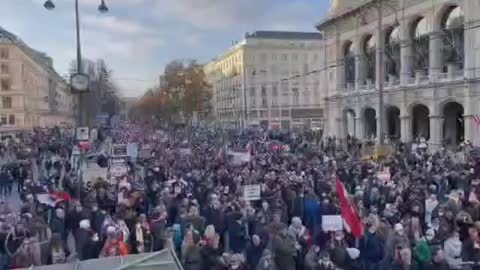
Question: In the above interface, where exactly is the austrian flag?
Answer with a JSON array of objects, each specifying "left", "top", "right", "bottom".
[{"left": 336, "top": 178, "right": 364, "bottom": 238}]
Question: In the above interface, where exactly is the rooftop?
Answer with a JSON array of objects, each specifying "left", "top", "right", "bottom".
[
  {"left": 0, "top": 26, "right": 64, "bottom": 81},
  {"left": 245, "top": 31, "right": 322, "bottom": 40}
]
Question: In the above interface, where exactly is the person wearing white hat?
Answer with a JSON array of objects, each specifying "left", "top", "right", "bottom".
[{"left": 76, "top": 219, "right": 99, "bottom": 261}]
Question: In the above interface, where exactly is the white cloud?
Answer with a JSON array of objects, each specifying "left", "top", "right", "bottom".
[
  {"left": 154, "top": 0, "right": 321, "bottom": 31},
  {"left": 83, "top": 15, "right": 154, "bottom": 35}
]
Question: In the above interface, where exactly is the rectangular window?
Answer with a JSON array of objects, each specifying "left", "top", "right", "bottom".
[
  {"left": 271, "top": 54, "right": 277, "bottom": 61},
  {"left": 271, "top": 96, "right": 278, "bottom": 107},
  {"left": 8, "top": 115, "right": 14, "bottom": 125},
  {"left": 1, "top": 79, "right": 10, "bottom": 91},
  {"left": 292, "top": 54, "right": 298, "bottom": 62},
  {"left": 272, "top": 85, "right": 278, "bottom": 96},
  {"left": 0, "top": 48, "right": 8, "bottom": 59},
  {"left": 281, "top": 83, "right": 289, "bottom": 95},
  {"left": 0, "top": 64, "right": 8, "bottom": 74},
  {"left": 2, "top": 97, "right": 12, "bottom": 109},
  {"left": 313, "top": 54, "right": 318, "bottom": 62},
  {"left": 249, "top": 87, "right": 255, "bottom": 96},
  {"left": 250, "top": 97, "right": 256, "bottom": 107},
  {"left": 261, "top": 85, "right": 267, "bottom": 96},
  {"left": 281, "top": 54, "right": 288, "bottom": 61},
  {"left": 0, "top": 115, "right": 6, "bottom": 125},
  {"left": 292, "top": 88, "right": 299, "bottom": 105},
  {"left": 261, "top": 97, "right": 268, "bottom": 108},
  {"left": 281, "top": 110, "right": 290, "bottom": 117}
]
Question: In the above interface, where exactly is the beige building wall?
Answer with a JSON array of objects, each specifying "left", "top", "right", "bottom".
[
  {"left": 0, "top": 29, "right": 76, "bottom": 132},
  {"left": 205, "top": 31, "right": 325, "bottom": 130}
]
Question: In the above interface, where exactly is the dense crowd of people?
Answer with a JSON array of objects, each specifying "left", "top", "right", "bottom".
[{"left": 0, "top": 125, "right": 479, "bottom": 270}]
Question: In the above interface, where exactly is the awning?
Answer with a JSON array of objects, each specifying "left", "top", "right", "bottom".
[{"left": 17, "top": 249, "right": 183, "bottom": 270}]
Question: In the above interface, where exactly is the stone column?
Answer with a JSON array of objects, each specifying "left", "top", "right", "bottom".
[
  {"left": 429, "top": 25, "right": 443, "bottom": 81},
  {"left": 463, "top": 0, "right": 480, "bottom": 79},
  {"left": 463, "top": 96, "right": 474, "bottom": 145},
  {"left": 355, "top": 54, "right": 365, "bottom": 90},
  {"left": 429, "top": 115, "right": 443, "bottom": 150},
  {"left": 400, "top": 114, "right": 411, "bottom": 142},
  {"left": 355, "top": 117, "right": 364, "bottom": 141},
  {"left": 400, "top": 19, "right": 413, "bottom": 85},
  {"left": 337, "top": 59, "right": 346, "bottom": 91},
  {"left": 336, "top": 117, "right": 344, "bottom": 141}
]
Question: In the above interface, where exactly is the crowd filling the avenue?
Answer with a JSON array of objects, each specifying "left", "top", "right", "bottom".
[{"left": 0, "top": 124, "right": 479, "bottom": 270}]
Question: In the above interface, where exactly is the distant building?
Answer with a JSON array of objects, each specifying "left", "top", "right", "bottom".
[
  {"left": 318, "top": 0, "right": 480, "bottom": 147},
  {"left": 0, "top": 27, "right": 76, "bottom": 131},
  {"left": 204, "top": 31, "right": 326, "bottom": 130},
  {"left": 118, "top": 97, "right": 137, "bottom": 122}
]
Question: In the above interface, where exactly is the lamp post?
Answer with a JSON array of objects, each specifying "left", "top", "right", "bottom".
[{"left": 44, "top": 0, "right": 109, "bottom": 127}]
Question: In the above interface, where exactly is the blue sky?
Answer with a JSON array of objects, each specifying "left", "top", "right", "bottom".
[{"left": 1, "top": 0, "right": 329, "bottom": 97}]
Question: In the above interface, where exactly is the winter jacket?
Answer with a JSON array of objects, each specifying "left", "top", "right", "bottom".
[
  {"left": 203, "top": 207, "right": 225, "bottom": 234},
  {"left": 444, "top": 236, "right": 463, "bottom": 269},
  {"left": 228, "top": 220, "right": 246, "bottom": 254},
  {"left": 183, "top": 246, "right": 203, "bottom": 270},
  {"left": 246, "top": 242, "right": 264, "bottom": 270},
  {"left": 272, "top": 234, "right": 296, "bottom": 270},
  {"left": 360, "top": 231, "right": 385, "bottom": 263},
  {"left": 50, "top": 217, "right": 67, "bottom": 241}
]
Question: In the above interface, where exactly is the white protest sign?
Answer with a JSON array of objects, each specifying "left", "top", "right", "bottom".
[
  {"left": 378, "top": 167, "right": 391, "bottom": 182},
  {"left": 110, "top": 164, "right": 128, "bottom": 178},
  {"left": 112, "top": 144, "right": 127, "bottom": 157},
  {"left": 127, "top": 143, "right": 139, "bottom": 158},
  {"left": 229, "top": 151, "right": 251, "bottom": 166},
  {"left": 322, "top": 215, "right": 343, "bottom": 231},
  {"left": 179, "top": 148, "right": 192, "bottom": 156},
  {"left": 243, "top": 184, "right": 261, "bottom": 201},
  {"left": 76, "top": 127, "right": 89, "bottom": 141},
  {"left": 37, "top": 194, "right": 55, "bottom": 207}
]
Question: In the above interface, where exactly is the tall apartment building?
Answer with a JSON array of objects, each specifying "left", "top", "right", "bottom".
[
  {"left": 204, "top": 31, "right": 325, "bottom": 130},
  {"left": 0, "top": 27, "right": 76, "bottom": 132}
]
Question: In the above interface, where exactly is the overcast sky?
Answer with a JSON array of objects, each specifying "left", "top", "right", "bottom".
[{"left": 1, "top": 0, "right": 329, "bottom": 97}]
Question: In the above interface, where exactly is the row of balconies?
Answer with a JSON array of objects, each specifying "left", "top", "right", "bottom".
[{"left": 342, "top": 64, "right": 465, "bottom": 94}]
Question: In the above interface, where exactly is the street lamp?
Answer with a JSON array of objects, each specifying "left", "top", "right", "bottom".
[
  {"left": 44, "top": 0, "right": 109, "bottom": 127},
  {"left": 43, "top": 0, "right": 55, "bottom": 10},
  {"left": 98, "top": 0, "right": 109, "bottom": 13}
]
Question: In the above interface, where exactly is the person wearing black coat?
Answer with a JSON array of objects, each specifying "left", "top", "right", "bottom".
[
  {"left": 76, "top": 220, "right": 100, "bottom": 261},
  {"left": 228, "top": 211, "right": 246, "bottom": 254},
  {"left": 203, "top": 203, "right": 225, "bottom": 235},
  {"left": 246, "top": 235, "right": 266, "bottom": 270},
  {"left": 50, "top": 208, "right": 67, "bottom": 243}
]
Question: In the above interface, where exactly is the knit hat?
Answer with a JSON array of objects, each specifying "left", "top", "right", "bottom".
[{"left": 79, "top": 219, "right": 90, "bottom": 229}]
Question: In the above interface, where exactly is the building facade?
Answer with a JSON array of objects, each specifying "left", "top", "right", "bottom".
[
  {"left": 0, "top": 27, "right": 76, "bottom": 131},
  {"left": 205, "top": 31, "right": 325, "bottom": 130},
  {"left": 318, "top": 0, "right": 480, "bottom": 147}
]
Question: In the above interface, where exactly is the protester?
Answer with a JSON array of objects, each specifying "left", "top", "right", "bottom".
[{"left": 0, "top": 124, "right": 478, "bottom": 270}]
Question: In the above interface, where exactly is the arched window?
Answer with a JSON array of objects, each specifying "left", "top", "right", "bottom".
[
  {"left": 441, "top": 6, "right": 464, "bottom": 70},
  {"left": 412, "top": 17, "right": 430, "bottom": 73},
  {"left": 385, "top": 26, "right": 401, "bottom": 76},
  {"left": 344, "top": 41, "right": 355, "bottom": 85},
  {"left": 363, "top": 35, "right": 376, "bottom": 81}
]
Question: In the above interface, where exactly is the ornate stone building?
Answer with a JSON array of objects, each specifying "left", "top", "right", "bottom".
[{"left": 318, "top": 0, "right": 480, "bottom": 147}]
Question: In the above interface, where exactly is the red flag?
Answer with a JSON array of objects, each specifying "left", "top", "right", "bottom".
[{"left": 336, "top": 178, "right": 364, "bottom": 238}]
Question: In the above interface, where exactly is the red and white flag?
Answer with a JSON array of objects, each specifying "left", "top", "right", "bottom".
[
  {"left": 336, "top": 178, "right": 364, "bottom": 238},
  {"left": 473, "top": 115, "right": 480, "bottom": 128}
]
